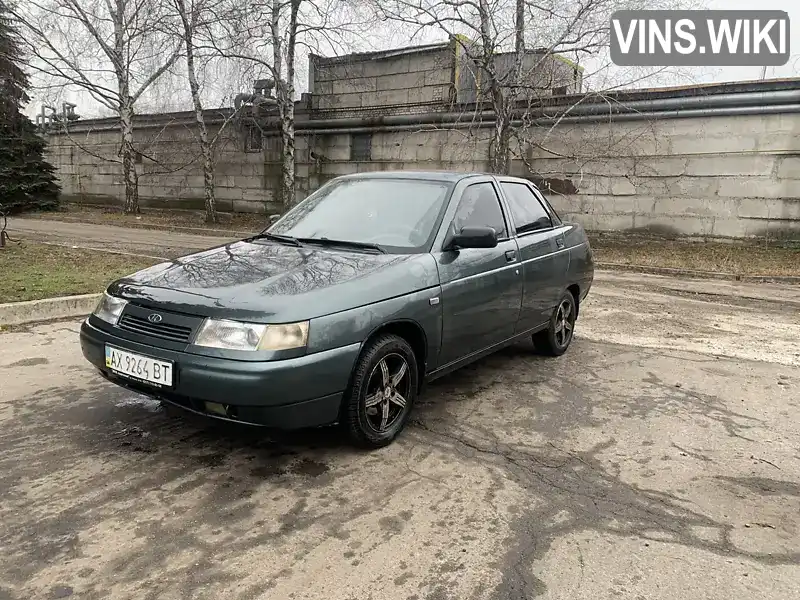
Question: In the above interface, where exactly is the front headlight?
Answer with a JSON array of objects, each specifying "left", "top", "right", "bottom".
[
  {"left": 194, "top": 319, "right": 309, "bottom": 351},
  {"left": 93, "top": 292, "right": 128, "bottom": 325}
]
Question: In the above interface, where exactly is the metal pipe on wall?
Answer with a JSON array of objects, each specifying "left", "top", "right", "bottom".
[
  {"left": 296, "top": 88, "right": 800, "bottom": 132},
  {"left": 294, "top": 103, "right": 800, "bottom": 136}
]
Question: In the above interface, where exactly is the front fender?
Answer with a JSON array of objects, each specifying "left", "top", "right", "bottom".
[{"left": 307, "top": 286, "right": 443, "bottom": 368}]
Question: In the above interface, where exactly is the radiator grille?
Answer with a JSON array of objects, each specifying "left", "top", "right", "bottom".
[{"left": 118, "top": 314, "right": 193, "bottom": 343}]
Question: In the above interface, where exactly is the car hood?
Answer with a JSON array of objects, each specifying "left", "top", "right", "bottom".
[{"left": 107, "top": 240, "right": 440, "bottom": 322}]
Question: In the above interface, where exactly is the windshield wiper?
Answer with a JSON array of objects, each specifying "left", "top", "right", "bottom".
[
  {"left": 246, "top": 232, "right": 303, "bottom": 247},
  {"left": 296, "top": 237, "right": 387, "bottom": 254}
]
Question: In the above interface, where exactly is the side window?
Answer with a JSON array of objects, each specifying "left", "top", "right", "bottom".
[
  {"left": 500, "top": 182, "right": 553, "bottom": 234},
  {"left": 245, "top": 126, "right": 263, "bottom": 152},
  {"left": 452, "top": 182, "right": 507, "bottom": 238},
  {"left": 532, "top": 188, "right": 562, "bottom": 226}
]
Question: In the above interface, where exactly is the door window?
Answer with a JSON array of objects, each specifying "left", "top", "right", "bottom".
[
  {"left": 501, "top": 182, "right": 553, "bottom": 234},
  {"left": 452, "top": 182, "right": 507, "bottom": 238},
  {"left": 532, "top": 187, "right": 562, "bottom": 226}
]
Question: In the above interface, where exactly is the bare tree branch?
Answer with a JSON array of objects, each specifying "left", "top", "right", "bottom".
[{"left": 16, "top": 0, "right": 183, "bottom": 213}]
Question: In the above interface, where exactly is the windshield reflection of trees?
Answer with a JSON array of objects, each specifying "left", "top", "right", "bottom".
[
  {"left": 270, "top": 179, "right": 451, "bottom": 248},
  {"left": 140, "top": 242, "right": 406, "bottom": 297},
  {"left": 270, "top": 185, "right": 329, "bottom": 232}
]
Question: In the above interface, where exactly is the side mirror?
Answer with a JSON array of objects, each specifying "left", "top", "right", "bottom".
[
  {"left": 445, "top": 226, "right": 498, "bottom": 250},
  {"left": 268, "top": 213, "right": 281, "bottom": 224}
]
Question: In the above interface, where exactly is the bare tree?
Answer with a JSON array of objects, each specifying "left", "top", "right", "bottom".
[
  {"left": 375, "top": 0, "right": 692, "bottom": 175},
  {"left": 196, "top": 0, "right": 298, "bottom": 210},
  {"left": 14, "top": 0, "right": 181, "bottom": 213},
  {"left": 375, "top": 0, "right": 609, "bottom": 172},
  {"left": 205, "top": 0, "right": 373, "bottom": 211},
  {"left": 170, "top": 0, "right": 221, "bottom": 222},
  {"left": 270, "top": 0, "right": 301, "bottom": 210},
  {"left": 160, "top": 0, "right": 254, "bottom": 222}
]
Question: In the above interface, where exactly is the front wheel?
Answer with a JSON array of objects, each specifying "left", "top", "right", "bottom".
[
  {"left": 341, "top": 334, "right": 418, "bottom": 448},
  {"left": 533, "top": 291, "right": 577, "bottom": 356}
]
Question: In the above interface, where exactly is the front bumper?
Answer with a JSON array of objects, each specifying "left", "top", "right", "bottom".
[{"left": 80, "top": 318, "right": 361, "bottom": 429}]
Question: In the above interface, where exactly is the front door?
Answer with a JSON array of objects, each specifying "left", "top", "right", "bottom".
[{"left": 434, "top": 181, "right": 523, "bottom": 367}]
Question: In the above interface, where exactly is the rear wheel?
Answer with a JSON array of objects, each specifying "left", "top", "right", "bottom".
[
  {"left": 342, "top": 334, "right": 417, "bottom": 448},
  {"left": 533, "top": 291, "right": 577, "bottom": 356}
]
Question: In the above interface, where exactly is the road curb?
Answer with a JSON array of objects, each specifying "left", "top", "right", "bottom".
[
  {"left": 0, "top": 293, "right": 100, "bottom": 327},
  {"left": 596, "top": 262, "right": 800, "bottom": 284}
]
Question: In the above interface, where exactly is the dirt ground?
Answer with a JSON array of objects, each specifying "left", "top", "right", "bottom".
[
  {"left": 1, "top": 271, "right": 799, "bottom": 600},
  {"left": 7, "top": 217, "right": 236, "bottom": 260},
  {"left": 25, "top": 204, "right": 266, "bottom": 237},
  {"left": 589, "top": 234, "right": 800, "bottom": 278}
]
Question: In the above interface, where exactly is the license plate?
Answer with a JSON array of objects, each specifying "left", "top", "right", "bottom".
[{"left": 105, "top": 345, "right": 173, "bottom": 387}]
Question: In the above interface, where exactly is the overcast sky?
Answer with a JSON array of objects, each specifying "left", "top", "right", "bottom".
[{"left": 26, "top": 0, "right": 800, "bottom": 119}]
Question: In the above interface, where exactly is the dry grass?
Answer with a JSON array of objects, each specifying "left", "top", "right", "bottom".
[
  {"left": 0, "top": 241, "right": 157, "bottom": 303},
  {"left": 27, "top": 203, "right": 268, "bottom": 236},
  {"left": 590, "top": 234, "right": 800, "bottom": 277}
]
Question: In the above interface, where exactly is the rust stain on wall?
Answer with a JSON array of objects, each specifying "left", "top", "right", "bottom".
[{"left": 524, "top": 176, "right": 578, "bottom": 196}]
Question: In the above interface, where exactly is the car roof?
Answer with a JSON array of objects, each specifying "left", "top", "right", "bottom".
[
  {"left": 333, "top": 170, "right": 537, "bottom": 187},
  {"left": 337, "top": 170, "right": 489, "bottom": 183}
]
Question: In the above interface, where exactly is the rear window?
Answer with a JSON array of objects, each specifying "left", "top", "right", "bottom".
[
  {"left": 532, "top": 187, "right": 562, "bottom": 226},
  {"left": 501, "top": 182, "right": 553, "bottom": 234}
]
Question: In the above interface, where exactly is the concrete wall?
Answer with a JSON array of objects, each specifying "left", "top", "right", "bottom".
[
  {"left": 293, "top": 129, "right": 492, "bottom": 204},
  {"left": 45, "top": 92, "right": 800, "bottom": 241},
  {"left": 509, "top": 113, "right": 800, "bottom": 239},
  {"left": 48, "top": 118, "right": 281, "bottom": 214},
  {"left": 310, "top": 45, "right": 455, "bottom": 112},
  {"left": 309, "top": 42, "right": 583, "bottom": 113},
  {"left": 457, "top": 51, "right": 583, "bottom": 104}
]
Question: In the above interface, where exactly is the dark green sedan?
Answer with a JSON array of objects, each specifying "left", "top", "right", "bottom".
[{"left": 80, "top": 171, "right": 593, "bottom": 447}]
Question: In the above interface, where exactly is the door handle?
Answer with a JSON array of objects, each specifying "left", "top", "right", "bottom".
[
  {"left": 504, "top": 250, "right": 517, "bottom": 262},
  {"left": 555, "top": 237, "right": 565, "bottom": 249}
]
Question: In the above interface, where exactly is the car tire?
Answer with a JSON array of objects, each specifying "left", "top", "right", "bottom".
[
  {"left": 533, "top": 291, "right": 577, "bottom": 357},
  {"left": 341, "top": 334, "right": 418, "bottom": 449}
]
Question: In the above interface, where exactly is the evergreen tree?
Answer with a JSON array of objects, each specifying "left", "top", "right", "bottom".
[{"left": 0, "top": 0, "right": 60, "bottom": 214}]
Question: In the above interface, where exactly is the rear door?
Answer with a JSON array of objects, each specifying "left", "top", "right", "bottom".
[
  {"left": 531, "top": 185, "right": 572, "bottom": 302},
  {"left": 498, "top": 180, "right": 565, "bottom": 332},
  {"left": 433, "top": 179, "right": 523, "bottom": 367}
]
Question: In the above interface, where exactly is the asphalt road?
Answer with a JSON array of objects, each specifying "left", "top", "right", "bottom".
[{"left": 2, "top": 273, "right": 799, "bottom": 600}]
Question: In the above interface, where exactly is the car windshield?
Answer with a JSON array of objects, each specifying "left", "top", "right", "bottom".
[{"left": 268, "top": 178, "right": 453, "bottom": 253}]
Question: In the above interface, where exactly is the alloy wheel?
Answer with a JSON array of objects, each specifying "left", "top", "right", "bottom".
[
  {"left": 363, "top": 353, "right": 411, "bottom": 433},
  {"left": 553, "top": 298, "right": 574, "bottom": 348}
]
